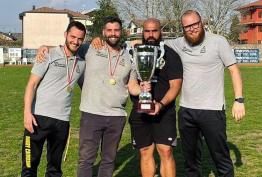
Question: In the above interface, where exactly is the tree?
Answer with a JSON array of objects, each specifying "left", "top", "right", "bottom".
[
  {"left": 159, "top": 0, "right": 197, "bottom": 37},
  {"left": 113, "top": 0, "right": 197, "bottom": 37},
  {"left": 196, "top": 0, "right": 247, "bottom": 35},
  {"left": 113, "top": 0, "right": 160, "bottom": 19},
  {"left": 0, "top": 39, "right": 22, "bottom": 47},
  {"left": 88, "top": 0, "right": 119, "bottom": 38},
  {"left": 228, "top": 15, "right": 242, "bottom": 43}
]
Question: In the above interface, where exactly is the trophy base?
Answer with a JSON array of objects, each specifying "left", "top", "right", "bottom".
[{"left": 137, "top": 102, "right": 155, "bottom": 113}]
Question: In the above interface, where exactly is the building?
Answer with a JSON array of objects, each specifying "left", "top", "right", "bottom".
[
  {"left": 126, "top": 19, "right": 176, "bottom": 40},
  {"left": 81, "top": 8, "right": 97, "bottom": 27},
  {"left": 19, "top": 6, "right": 90, "bottom": 60},
  {"left": 0, "top": 32, "right": 18, "bottom": 41},
  {"left": 237, "top": 0, "right": 262, "bottom": 44}
]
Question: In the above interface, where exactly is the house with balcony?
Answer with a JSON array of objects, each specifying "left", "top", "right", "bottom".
[{"left": 237, "top": 0, "right": 262, "bottom": 44}]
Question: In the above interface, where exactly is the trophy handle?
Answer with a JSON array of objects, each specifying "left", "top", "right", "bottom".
[
  {"left": 158, "top": 41, "right": 165, "bottom": 59},
  {"left": 126, "top": 44, "right": 135, "bottom": 65},
  {"left": 132, "top": 47, "right": 143, "bottom": 81},
  {"left": 156, "top": 41, "right": 165, "bottom": 69}
]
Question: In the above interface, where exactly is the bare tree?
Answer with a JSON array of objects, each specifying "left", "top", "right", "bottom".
[
  {"left": 159, "top": 0, "right": 197, "bottom": 36},
  {"left": 196, "top": 0, "right": 247, "bottom": 35},
  {"left": 113, "top": 0, "right": 248, "bottom": 37},
  {"left": 113, "top": 0, "right": 197, "bottom": 37},
  {"left": 113, "top": 0, "right": 162, "bottom": 19}
]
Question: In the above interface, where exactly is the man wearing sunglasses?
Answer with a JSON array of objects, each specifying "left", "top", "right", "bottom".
[{"left": 166, "top": 10, "right": 245, "bottom": 177}]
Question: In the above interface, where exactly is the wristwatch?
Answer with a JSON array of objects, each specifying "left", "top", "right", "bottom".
[
  {"left": 234, "top": 97, "right": 244, "bottom": 103},
  {"left": 158, "top": 101, "right": 165, "bottom": 111}
]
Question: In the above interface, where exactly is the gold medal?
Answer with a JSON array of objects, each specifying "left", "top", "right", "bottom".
[
  {"left": 109, "top": 78, "right": 116, "bottom": 85},
  {"left": 63, "top": 46, "right": 78, "bottom": 94},
  {"left": 67, "top": 86, "right": 72, "bottom": 93},
  {"left": 107, "top": 45, "right": 120, "bottom": 86}
]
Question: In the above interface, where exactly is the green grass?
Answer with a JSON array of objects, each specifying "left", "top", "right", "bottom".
[{"left": 0, "top": 66, "right": 261, "bottom": 177}]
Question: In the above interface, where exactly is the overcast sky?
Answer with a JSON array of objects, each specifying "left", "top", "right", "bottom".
[{"left": 0, "top": 0, "right": 98, "bottom": 33}]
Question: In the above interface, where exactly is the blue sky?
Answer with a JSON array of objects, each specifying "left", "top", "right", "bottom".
[{"left": 0, "top": 0, "right": 98, "bottom": 33}]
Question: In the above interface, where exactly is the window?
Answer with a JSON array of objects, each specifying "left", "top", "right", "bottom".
[
  {"left": 243, "top": 27, "right": 248, "bottom": 33},
  {"left": 259, "top": 11, "right": 262, "bottom": 18},
  {"left": 258, "top": 40, "right": 262, "bottom": 44},
  {"left": 241, "top": 40, "right": 248, "bottom": 44},
  {"left": 259, "top": 26, "right": 262, "bottom": 32}
]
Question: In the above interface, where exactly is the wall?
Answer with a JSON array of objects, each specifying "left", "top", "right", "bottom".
[
  {"left": 239, "top": 8, "right": 262, "bottom": 44},
  {"left": 22, "top": 13, "right": 70, "bottom": 49},
  {"left": 0, "top": 48, "right": 3, "bottom": 64}
]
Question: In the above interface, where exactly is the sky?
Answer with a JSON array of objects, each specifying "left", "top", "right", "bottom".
[{"left": 0, "top": 0, "right": 98, "bottom": 33}]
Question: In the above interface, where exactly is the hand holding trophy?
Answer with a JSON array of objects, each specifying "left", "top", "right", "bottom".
[{"left": 129, "top": 43, "right": 165, "bottom": 113}]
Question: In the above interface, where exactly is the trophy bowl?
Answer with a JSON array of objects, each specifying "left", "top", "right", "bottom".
[{"left": 133, "top": 45, "right": 159, "bottom": 113}]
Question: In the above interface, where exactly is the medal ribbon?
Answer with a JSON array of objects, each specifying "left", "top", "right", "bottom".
[
  {"left": 107, "top": 46, "right": 121, "bottom": 78},
  {"left": 63, "top": 46, "right": 78, "bottom": 87}
]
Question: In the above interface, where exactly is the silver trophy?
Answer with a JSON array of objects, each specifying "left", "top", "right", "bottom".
[{"left": 129, "top": 42, "right": 165, "bottom": 113}]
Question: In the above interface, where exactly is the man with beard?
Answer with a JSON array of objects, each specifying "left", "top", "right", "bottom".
[
  {"left": 77, "top": 16, "right": 143, "bottom": 177},
  {"left": 165, "top": 10, "right": 245, "bottom": 177},
  {"left": 90, "top": 18, "right": 183, "bottom": 177},
  {"left": 21, "top": 21, "right": 86, "bottom": 177},
  {"left": 128, "top": 18, "right": 183, "bottom": 177}
]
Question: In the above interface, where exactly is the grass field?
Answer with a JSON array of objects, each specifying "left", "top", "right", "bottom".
[{"left": 0, "top": 66, "right": 261, "bottom": 177}]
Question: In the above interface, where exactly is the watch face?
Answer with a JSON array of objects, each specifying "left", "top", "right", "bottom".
[{"left": 235, "top": 98, "right": 244, "bottom": 103}]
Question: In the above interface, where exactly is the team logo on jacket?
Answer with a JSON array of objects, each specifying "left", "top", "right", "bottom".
[
  {"left": 119, "top": 58, "right": 125, "bottom": 66},
  {"left": 200, "top": 46, "right": 206, "bottom": 53},
  {"left": 158, "top": 57, "right": 165, "bottom": 69}
]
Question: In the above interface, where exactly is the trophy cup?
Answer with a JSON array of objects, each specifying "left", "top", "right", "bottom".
[{"left": 130, "top": 43, "right": 165, "bottom": 113}]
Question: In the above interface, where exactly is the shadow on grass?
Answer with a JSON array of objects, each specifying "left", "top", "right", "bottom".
[
  {"left": 115, "top": 139, "right": 186, "bottom": 177},
  {"left": 200, "top": 140, "right": 243, "bottom": 177},
  {"left": 92, "top": 140, "right": 242, "bottom": 177},
  {"left": 91, "top": 143, "right": 140, "bottom": 177}
]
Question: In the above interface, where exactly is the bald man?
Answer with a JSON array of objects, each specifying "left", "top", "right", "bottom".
[{"left": 129, "top": 18, "right": 183, "bottom": 177}]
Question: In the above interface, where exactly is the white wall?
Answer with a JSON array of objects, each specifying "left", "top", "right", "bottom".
[
  {"left": 0, "top": 48, "right": 3, "bottom": 64},
  {"left": 22, "top": 13, "right": 70, "bottom": 49},
  {"left": 129, "top": 22, "right": 143, "bottom": 34},
  {"left": 8, "top": 48, "right": 22, "bottom": 58}
]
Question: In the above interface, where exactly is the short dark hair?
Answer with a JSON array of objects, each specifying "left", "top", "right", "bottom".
[
  {"left": 103, "top": 16, "right": 122, "bottom": 28},
  {"left": 66, "top": 21, "right": 86, "bottom": 34}
]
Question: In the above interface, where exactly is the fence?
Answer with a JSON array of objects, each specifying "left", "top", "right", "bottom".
[{"left": 232, "top": 44, "right": 262, "bottom": 62}]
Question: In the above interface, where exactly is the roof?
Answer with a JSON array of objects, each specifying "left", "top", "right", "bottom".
[
  {"left": 0, "top": 32, "right": 18, "bottom": 41},
  {"left": 19, "top": 7, "right": 88, "bottom": 19},
  {"left": 81, "top": 8, "right": 98, "bottom": 16},
  {"left": 130, "top": 20, "right": 145, "bottom": 27},
  {"left": 128, "top": 19, "right": 176, "bottom": 28},
  {"left": 237, "top": 0, "right": 262, "bottom": 10}
]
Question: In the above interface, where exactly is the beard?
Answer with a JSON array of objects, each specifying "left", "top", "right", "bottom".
[
  {"left": 65, "top": 40, "right": 79, "bottom": 54},
  {"left": 184, "top": 27, "right": 205, "bottom": 46},
  {"left": 104, "top": 35, "right": 120, "bottom": 48},
  {"left": 142, "top": 34, "right": 162, "bottom": 46}
]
